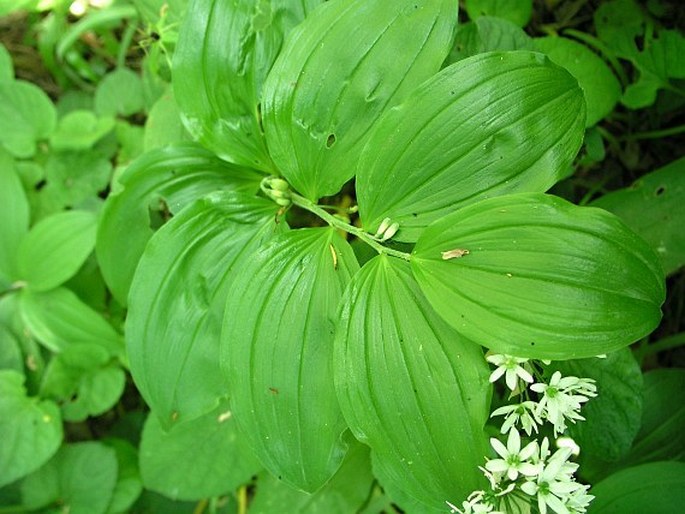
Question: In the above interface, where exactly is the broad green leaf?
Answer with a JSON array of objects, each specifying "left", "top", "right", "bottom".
[
  {"left": 534, "top": 36, "right": 621, "bottom": 127},
  {"left": 448, "top": 16, "right": 533, "bottom": 63},
  {"left": 96, "top": 142, "right": 262, "bottom": 305},
  {"left": 465, "top": 0, "right": 532, "bottom": 26},
  {"left": 95, "top": 68, "right": 145, "bottom": 117},
  {"left": 591, "top": 156, "right": 685, "bottom": 275},
  {"left": 49, "top": 110, "right": 115, "bottom": 150},
  {"left": 335, "top": 256, "right": 489, "bottom": 510},
  {"left": 143, "top": 87, "right": 190, "bottom": 151},
  {"left": 0, "top": 149, "right": 29, "bottom": 282},
  {"left": 17, "top": 210, "right": 97, "bottom": 291},
  {"left": 263, "top": 0, "right": 458, "bottom": 200},
  {"left": 127, "top": 191, "right": 281, "bottom": 426},
  {"left": 357, "top": 51, "right": 586, "bottom": 242},
  {"left": 622, "top": 369, "right": 685, "bottom": 467},
  {"left": 222, "top": 228, "right": 359, "bottom": 491},
  {"left": 128, "top": 491, "right": 206, "bottom": 514},
  {"left": 103, "top": 438, "right": 143, "bottom": 514},
  {"left": 41, "top": 344, "right": 126, "bottom": 422},
  {"left": 21, "top": 442, "right": 118, "bottom": 514},
  {"left": 139, "top": 400, "right": 262, "bottom": 500},
  {"left": 0, "top": 370, "right": 62, "bottom": 488},
  {"left": 18, "top": 287, "right": 123, "bottom": 357},
  {"left": 550, "top": 349, "right": 642, "bottom": 462},
  {"left": 173, "top": 0, "right": 322, "bottom": 171},
  {"left": 0, "top": 324, "right": 23, "bottom": 373},
  {"left": 0, "top": 79, "right": 56, "bottom": 158},
  {"left": 0, "top": 43, "right": 13, "bottom": 81},
  {"left": 249, "top": 442, "right": 373, "bottom": 514},
  {"left": 411, "top": 193, "right": 665, "bottom": 359},
  {"left": 588, "top": 461, "right": 685, "bottom": 513}
]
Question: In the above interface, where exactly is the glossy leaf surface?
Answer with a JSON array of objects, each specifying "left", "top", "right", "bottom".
[
  {"left": 358, "top": 51, "right": 586, "bottom": 241},
  {"left": 534, "top": 36, "right": 621, "bottom": 127},
  {"left": 127, "top": 192, "right": 281, "bottom": 426},
  {"left": 96, "top": 142, "right": 261, "bottom": 305},
  {"left": 222, "top": 228, "right": 359, "bottom": 492},
  {"left": 263, "top": 0, "right": 458, "bottom": 200},
  {"left": 0, "top": 370, "right": 62, "bottom": 488},
  {"left": 592, "top": 156, "right": 685, "bottom": 276},
  {"left": 412, "top": 193, "right": 665, "bottom": 359},
  {"left": 174, "top": 0, "right": 322, "bottom": 171},
  {"left": 448, "top": 16, "right": 532, "bottom": 63},
  {"left": 588, "top": 461, "right": 685, "bottom": 514},
  {"left": 17, "top": 210, "right": 97, "bottom": 292},
  {"left": 335, "top": 256, "right": 489, "bottom": 509},
  {"left": 139, "top": 400, "right": 262, "bottom": 500},
  {"left": 21, "top": 442, "right": 118, "bottom": 514},
  {"left": 18, "top": 287, "right": 123, "bottom": 357}
]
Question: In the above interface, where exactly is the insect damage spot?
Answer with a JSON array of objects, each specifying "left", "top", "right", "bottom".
[
  {"left": 655, "top": 186, "right": 666, "bottom": 196},
  {"left": 441, "top": 248, "right": 470, "bottom": 260},
  {"left": 326, "top": 133, "right": 336, "bottom": 148}
]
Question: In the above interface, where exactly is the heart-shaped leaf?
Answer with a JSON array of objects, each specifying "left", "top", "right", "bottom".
[
  {"left": 96, "top": 142, "right": 261, "bottom": 305},
  {"left": 411, "top": 193, "right": 665, "bottom": 359},
  {"left": 127, "top": 191, "right": 282, "bottom": 426},
  {"left": 263, "top": 0, "right": 458, "bottom": 200},
  {"left": 357, "top": 51, "right": 586, "bottom": 242},
  {"left": 335, "top": 255, "right": 489, "bottom": 510},
  {"left": 174, "top": 0, "right": 323, "bottom": 171},
  {"left": 222, "top": 228, "right": 359, "bottom": 492}
]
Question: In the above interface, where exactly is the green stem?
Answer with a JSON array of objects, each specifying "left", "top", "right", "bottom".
[
  {"left": 117, "top": 21, "right": 138, "bottom": 69},
  {"left": 623, "top": 123, "right": 685, "bottom": 141},
  {"left": 289, "top": 192, "right": 411, "bottom": 261}
]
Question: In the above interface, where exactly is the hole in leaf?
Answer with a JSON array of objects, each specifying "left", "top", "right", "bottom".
[
  {"left": 256, "top": 103, "right": 264, "bottom": 133},
  {"left": 326, "top": 133, "right": 336, "bottom": 148},
  {"left": 655, "top": 186, "right": 666, "bottom": 196}
]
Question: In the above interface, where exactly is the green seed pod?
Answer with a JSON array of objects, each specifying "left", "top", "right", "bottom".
[
  {"left": 270, "top": 178, "right": 290, "bottom": 191},
  {"left": 380, "top": 222, "right": 400, "bottom": 242},
  {"left": 375, "top": 217, "right": 392, "bottom": 238},
  {"left": 275, "top": 197, "right": 291, "bottom": 207}
]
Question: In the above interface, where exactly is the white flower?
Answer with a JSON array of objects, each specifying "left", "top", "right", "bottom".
[
  {"left": 491, "top": 401, "right": 540, "bottom": 435},
  {"left": 566, "top": 485, "right": 594, "bottom": 513},
  {"left": 531, "top": 372, "right": 593, "bottom": 436},
  {"left": 486, "top": 354, "right": 535, "bottom": 391},
  {"left": 521, "top": 448, "right": 583, "bottom": 514},
  {"left": 446, "top": 492, "right": 502, "bottom": 514},
  {"left": 485, "top": 428, "right": 538, "bottom": 481}
]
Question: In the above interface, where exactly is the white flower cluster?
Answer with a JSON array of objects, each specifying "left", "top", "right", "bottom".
[{"left": 446, "top": 354, "right": 598, "bottom": 514}]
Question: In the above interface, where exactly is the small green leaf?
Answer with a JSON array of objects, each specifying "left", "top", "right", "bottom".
[
  {"left": 19, "top": 287, "right": 123, "bottom": 357},
  {"left": 222, "top": 228, "right": 359, "bottom": 492},
  {"left": 594, "top": 0, "right": 645, "bottom": 59},
  {"left": 41, "top": 344, "right": 125, "bottom": 422},
  {"left": 591, "top": 150, "right": 685, "bottom": 276},
  {"left": 448, "top": 16, "right": 533, "bottom": 63},
  {"left": 550, "top": 349, "right": 642, "bottom": 462},
  {"left": 248, "top": 442, "right": 374, "bottom": 514},
  {"left": 139, "top": 400, "right": 262, "bottom": 500},
  {"left": 49, "top": 110, "right": 115, "bottom": 150},
  {"left": 0, "top": 80, "right": 57, "bottom": 158},
  {"left": 0, "top": 149, "right": 29, "bottom": 282},
  {"left": 127, "top": 191, "right": 281, "bottom": 426},
  {"left": 411, "top": 193, "right": 665, "bottom": 359},
  {"left": 96, "top": 142, "right": 262, "bottom": 305},
  {"left": 0, "top": 324, "right": 23, "bottom": 373},
  {"left": 102, "top": 438, "right": 143, "bottom": 514},
  {"left": 263, "top": 0, "right": 458, "bottom": 200},
  {"left": 335, "top": 256, "right": 489, "bottom": 510},
  {"left": 534, "top": 36, "right": 622, "bottom": 126},
  {"left": 588, "top": 461, "right": 685, "bottom": 513},
  {"left": 95, "top": 68, "right": 145, "bottom": 117},
  {"left": 465, "top": 0, "right": 532, "bottom": 26},
  {"left": 0, "top": 370, "right": 62, "bottom": 488},
  {"left": 173, "top": 0, "right": 322, "bottom": 171},
  {"left": 358, "top": 51, "right": 586, "bottom": 241},
  {"left": 17, "top": 210, "right": 97, "bottom": 292},
  {"left": 21, "top": 442, "right": 118, "bottom": 514}
]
